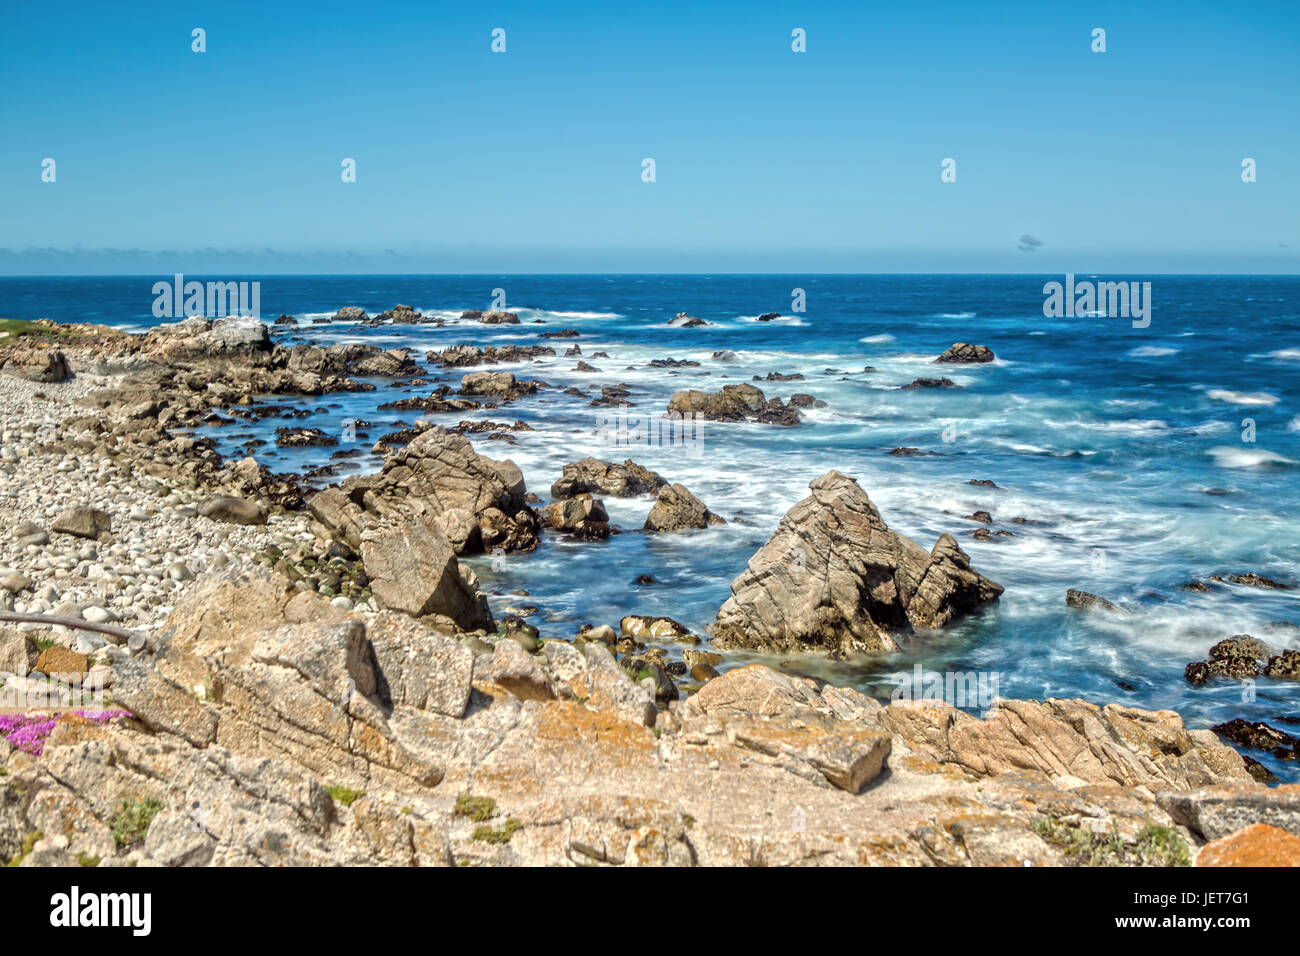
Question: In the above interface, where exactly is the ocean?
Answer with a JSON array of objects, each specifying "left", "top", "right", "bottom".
[{"left": 4, "top": 273, "right": 1299, "bottom": 777}]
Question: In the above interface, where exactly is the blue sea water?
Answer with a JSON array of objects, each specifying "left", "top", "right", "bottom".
[{"left": 4, "top": 274, "right": 1299, "bottom": 777}]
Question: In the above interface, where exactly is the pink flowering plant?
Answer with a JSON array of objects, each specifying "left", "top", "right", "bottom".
[{"left": 0, "top": 710, "right": 131, "bottom": 756}]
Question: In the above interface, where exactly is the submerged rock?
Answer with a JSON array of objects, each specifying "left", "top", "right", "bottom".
[
  {"left": 1185, "top": 635, "right": 1275, "bottom": 685},
  {"left": 712, "top": 470, "right": 1003, "bottom": 656},
  {"left": 1065, "top": 589, "right": 1123, "bottom": 613},
  {"left": 900, "top": 377, "right": 958, "bottom": 390},
  {"left": 1211, "top": 718, "right": 1298, "bottom": 760},
  {"left": 1211, "top": 572, "right": 1291, "bottom": 591}
]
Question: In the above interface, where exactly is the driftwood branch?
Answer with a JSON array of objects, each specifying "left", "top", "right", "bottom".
[{"left": 0, "top": 611, "right": 143, "bottom": 646}]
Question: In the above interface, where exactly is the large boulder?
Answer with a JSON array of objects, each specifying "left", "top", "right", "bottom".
[
  {"left": 711, "top": 470, "right": 1003, "bottom": 656},
  {"left": 540, "top": 494, "right": 610, "bottom": 538},
  {"left": 550, "top": 457, "right": 667, "bottom": 498},
  {"left": 359, "top": 516, "right": 494, "bottom": 633},
  {"left": 197, "top": 493, "right": 268, "bottom": 526},
  {"left": 50, "top": 506, "right": 111, "bottom": 540},
  {"left": 307, "top": 426, "right": 539, "bottom": 556},
  {"left": 643, "top": 483, "right": 724, "bottom": 532}
]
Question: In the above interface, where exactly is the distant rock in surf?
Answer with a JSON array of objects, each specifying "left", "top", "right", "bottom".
[
  {"left": 900, "top": 377, "right": 958, "bottom": 389},
  {"left": 666, "top": 383, "right": 800, "bottom": 426},
  {"left": 1065, "top": 589, "right": 1123, "bottom": 613},
  {"left": 935, "top": 342, "right": 995, "bottom": 364}
]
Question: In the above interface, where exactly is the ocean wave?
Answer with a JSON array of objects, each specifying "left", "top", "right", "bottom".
[
  {"left": 1267, "top": 348, "right": 1300, "bottom": 361},
  {"left": 858, "top": 333, "right": 896, "bottom": 343},
  {"left": 1208, "top": 446, "right": 1296, "bottom": 469},
  {"left": 1207, "top": 388, "right": 1280, "bottom": 406},
  {"left": 1128, "top": 346, "right": 1179, "bottom": 357},
  {"left": 1044, "top": 418, "right": 1168, "bottom": 434},
  {"left": 533, "top": 309, "right": 623, "bottom": 320},
  {"left": 932, "top": 312, "right": 976, "bottom": 319}
]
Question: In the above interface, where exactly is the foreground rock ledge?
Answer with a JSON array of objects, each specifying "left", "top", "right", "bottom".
[
  {"left": 712, "top": 470, "right": 1003, "bottom": 656},
  {"left": 3, "top": 565, "right": 1285, "bottom": 867}
]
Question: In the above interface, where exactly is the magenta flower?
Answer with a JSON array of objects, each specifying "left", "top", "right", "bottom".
[{"left": 0, "top": 710, "right": 131, "bottom": 756}]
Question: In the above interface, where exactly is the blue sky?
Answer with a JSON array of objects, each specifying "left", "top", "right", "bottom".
[{"left": 1, "top": 0, "right": 1297, "bottom": 274}]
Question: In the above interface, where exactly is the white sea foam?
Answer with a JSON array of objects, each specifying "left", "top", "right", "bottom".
[
  {"left": 1128, "top": 346, "right": 1179, "bottom": 357},
  {"left": 858, "top": 333, "right": 896, "bottom": 343},
  {"left": 1208, "top": 445, "right": 1295, "bottom": 468},
  {"left": 1044, "top": 418, "right": 1168, "bottom": 435},
  {"left": 1207, "top": 389, "right": 1280, "bottom": 406},
  {"left": 932, "top": 312, "right": 976, "bottom": 319},
  {"left": 534, "top": 309, "right": 622, "bottom": 320},
  {"left": 1268, "top": 348, "right": 1300, "bottom": 361}
]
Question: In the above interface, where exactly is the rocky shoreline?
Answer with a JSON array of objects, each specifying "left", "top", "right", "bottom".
[{"left": 0, "top": 315, "right": 1296, "bottom": 867}]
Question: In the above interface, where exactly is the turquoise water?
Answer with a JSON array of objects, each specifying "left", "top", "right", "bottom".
[{"left": 4, "top": 274, "right": 1299, "bottom": 776}]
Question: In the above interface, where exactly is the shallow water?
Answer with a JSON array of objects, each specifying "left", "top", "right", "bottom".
[{"left": 5, "top": 274, "right": 1299, "bottom": 777}]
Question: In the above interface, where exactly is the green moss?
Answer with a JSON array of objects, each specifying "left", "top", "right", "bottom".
[
  {"left": 0, "top": 319, "right": 35, "bottom": 338},
  {"left": 77, "top": 852, "right": 100, "bottom": 867},
  {"left": 454, "top": 794, "right": 498, "bottom": 822},
  {"left": 0, "top": 318, "right": 92, "bottom": 341},
  {"left": 473, "top": 818, "right": 521, "bottom": 845},
  {"left": 1134, "top": 823, "right": 1192, "bottom": 867},
  {"left": 325, "top": 785, "right": 364, "bottom": 807},
  {"left": 1032, "top": 815, "right": 1190, "bottom": 867},
  {"left": 110, "top": 796, "right": 162, "bottom": 848},
  {"left": 681, "top": 812, "right": 695, "bottom": 829},
  {"left": 8, "top": 829, "right": 43, "bottom": 866}
]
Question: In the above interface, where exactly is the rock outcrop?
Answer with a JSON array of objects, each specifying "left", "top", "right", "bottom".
[
  {"left": 0, "top": 344, "right": 72, "bottom": 382},
  {"left": 459, "top": 371, "right": 539, "bottom": 401},
  {"left": 307, "top": 426, "right": 540, "bottom": 556},
  {"left": 712, "top": 471, "right": 1003, "bottom": 656},
  {"left": 666, "top": 384, "right": 799, "bottom": 426},
  {"left": 878, "top": 697, "right": 1253, "bottom": 790},
  {"left": 0, "top": 571, "right": 1285, "bottom": 867},
  {"left": 550, "top": 457, "right": 667, "bottom": 499}
]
